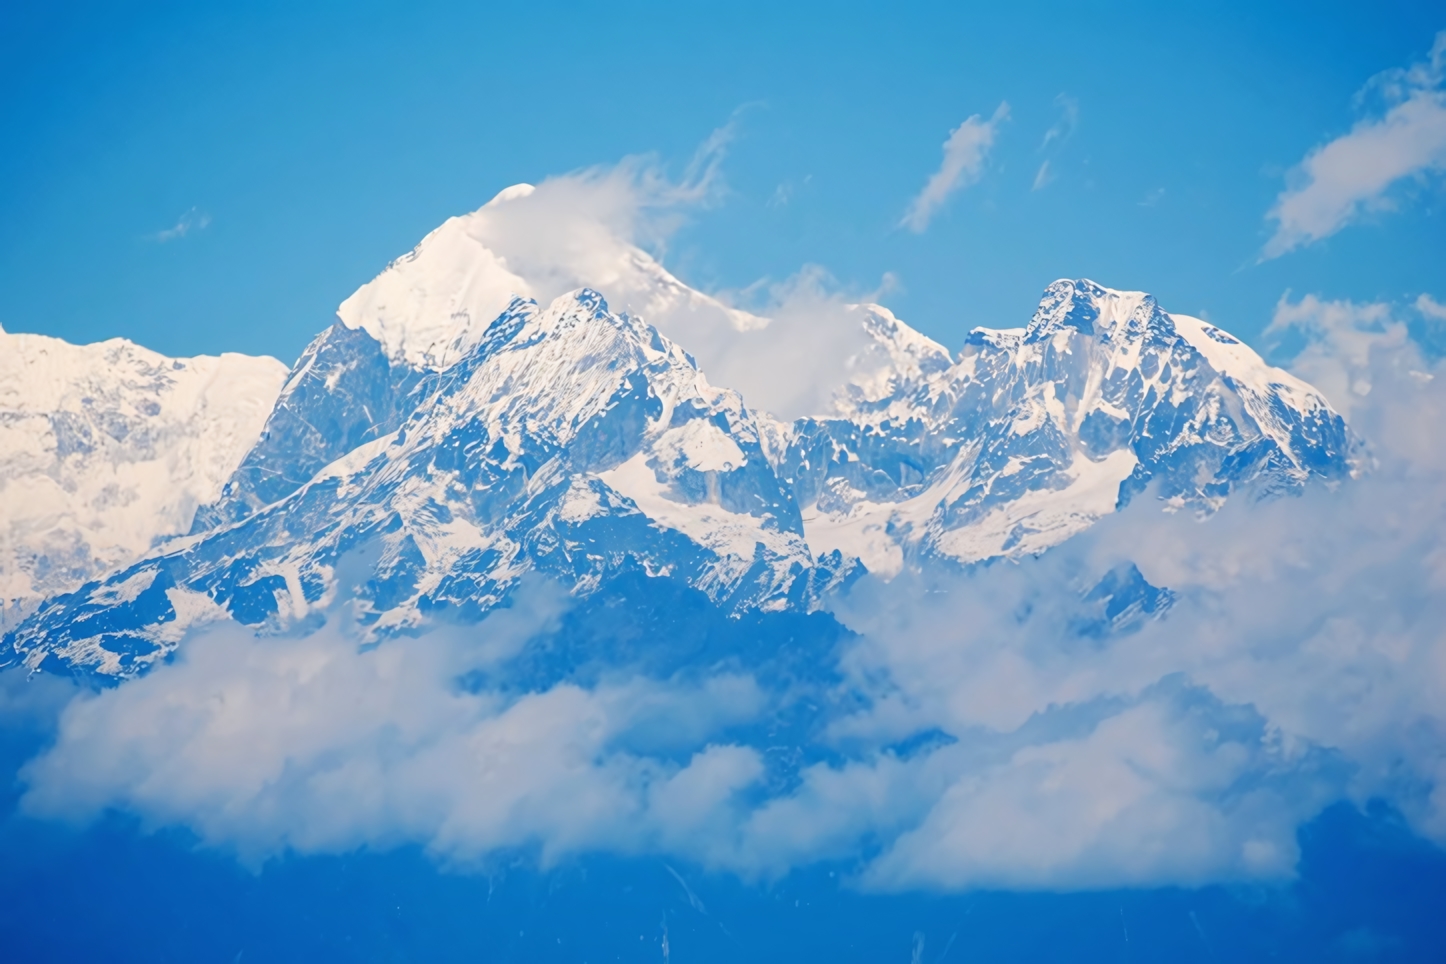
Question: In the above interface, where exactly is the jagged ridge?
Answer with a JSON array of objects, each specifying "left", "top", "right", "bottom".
[{"left": 5, "top": 291, "right": 849, "bottom": 675}]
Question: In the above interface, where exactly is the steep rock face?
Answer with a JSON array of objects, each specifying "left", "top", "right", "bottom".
[
  {"left": 192, "top": 322, "right": 423, "bottom": 530},
  {"left": 0, "top": 325, "right": 287, "bottom": 624},
  {"left": 787, "top": 280, "right": 1353, "bottom": 575},
  {"left": 5, "top": 291, "right": 831, "bottom": 675}
]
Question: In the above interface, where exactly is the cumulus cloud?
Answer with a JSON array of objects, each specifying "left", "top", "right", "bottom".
[
  {"left": 1263, "top": 31, "right": 1446, "bottom": 258},
  {"left": 862, "top": 687, "right": 1321, "bottom": 890},
  {"left": 151, "top": 207, "right": 211, "bottom": 242},
  {"left": 901, "top": 102, "right": 1010, "bottom": 232}
]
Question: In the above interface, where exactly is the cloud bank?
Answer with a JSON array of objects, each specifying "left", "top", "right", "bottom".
[
  {"left": 1264, "top": 31, "right": 1446, "bottom": 258},
  {"left": 901, "top": 102, "right": 1010, "bottom": 232},
  {"left": 21, "top": 578, "right": 769, "bottom": 869}
]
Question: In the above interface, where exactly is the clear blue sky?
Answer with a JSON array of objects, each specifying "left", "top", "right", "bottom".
[{"left": 2, "top": 0, "right": 1442, "bottom": 363}]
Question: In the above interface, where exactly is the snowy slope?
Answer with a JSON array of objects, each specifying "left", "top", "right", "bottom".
[
  {"left": 0, "top": 325, "right": 287, "bottom": 624},
  {"left": 4, "top": 291, "right": 844, "bottom": 675},
  {"left": 336, "top": 183, "right": 765, "bottom": 371}
]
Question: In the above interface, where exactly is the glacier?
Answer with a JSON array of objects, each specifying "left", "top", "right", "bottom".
[{"left": 0, "top": 190, "right": 1354, "bottom": 677}]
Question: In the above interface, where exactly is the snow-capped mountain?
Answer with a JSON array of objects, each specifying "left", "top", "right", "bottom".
[
  {"left": 5, "top": 291, "right": 845, "bottom": 675},
  {"left": 787, "top": 279, "right": 1354, "bottom": 575},
  {"left": 330, "top": 181, "right": 766, "bottom": 373},
  {"left": 0, "top": 324, "right": 287, "bottom": 626},
  {"left": 0, "top": 193, "right": 1354, "bottom": 677}
]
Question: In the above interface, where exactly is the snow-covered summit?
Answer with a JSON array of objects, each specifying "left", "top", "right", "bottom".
[
  {"left": 336, "top": 184, "right": 765, "bottom": 371},
  {"left": 0, "top": 325, "right": 287, "bottom": 623}
]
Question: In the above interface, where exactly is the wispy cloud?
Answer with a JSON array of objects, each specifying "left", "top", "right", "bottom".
[
  {"left": 1031, "top": 160, "right": 1053, "bottom": 191},
  {"left": 1031, "top": 95, "right": 1078, "bottom": 192},
  {"left": 1263, "top": 31, "right": 1446, "bottom": 259},
  {"left": 152, "top": 207, "right": 211, "bottom": 242},
  {"left": 1039, "top": 93, "right": 1079, "bottom": 150},
  {"left": 767, "top": 174, "right": 811, "bottom": 209},
  {"left": 901, "top": 102, "right": 1009, "bottom": 232}
]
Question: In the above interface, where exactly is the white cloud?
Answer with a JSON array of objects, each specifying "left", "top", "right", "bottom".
[
  {"left": 1417, "top": 292, "right": 1446, "bottom": 321},
  {"left": 862, "top": 691, "right": 1315, "bottom": 890},
  {"left": 1266, "top": 291, "right": 1446, "bottom": 416},
  {"left": 20, "top": 578, "right": 769, "bottom": 868},
  {"left": 706, "top": 266, "right": 888, "bottom": 419},
  {"left": 900, "top": 102, "right": 1010, "bottom": 233},
  {"left": 152, "top": 207, "right": 211, "bottom": 242},
  {"left": 1264, "top": 292, "right": 1411, "bottom": 416},
  {"left": 1263, "top": 31, "right": 1446, "bottom": 258}
]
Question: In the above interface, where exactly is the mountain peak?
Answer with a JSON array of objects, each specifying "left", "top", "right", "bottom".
[
  {"left": 487, "top": 183, "right": 536, "bottom": 205},
  {"left": 1024, "top": 278, "right": 1155, "bottom": 342},
  {"left": 334, "top": 191, "right": 766, "bottom": 376}
]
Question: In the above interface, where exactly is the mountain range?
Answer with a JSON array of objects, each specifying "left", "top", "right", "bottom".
[{"left": 0, "top": 187, "right": 1354, "bottom": 677}]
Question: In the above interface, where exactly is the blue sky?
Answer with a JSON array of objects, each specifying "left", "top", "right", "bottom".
[{"left": 2, "top": 0, "right": 1442, "bottom": 363}]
